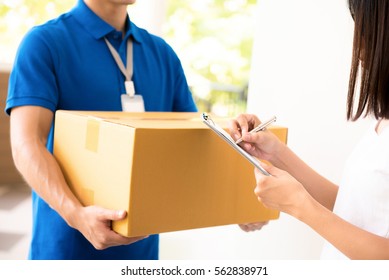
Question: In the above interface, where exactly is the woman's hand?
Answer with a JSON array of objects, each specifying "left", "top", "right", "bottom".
[
  {"left": 254, "top": 163, "right": 312, "bottom": 218},
  {"left": 228, "top": 114, "right": 285, "bottom": 162}
]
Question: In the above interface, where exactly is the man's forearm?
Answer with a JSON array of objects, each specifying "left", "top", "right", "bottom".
[{"left": 12, "top": 137, "right": 81, "bottom": 227}]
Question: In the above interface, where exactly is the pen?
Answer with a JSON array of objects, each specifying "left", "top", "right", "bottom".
[{"left": 235, "top": 116, "right": 277, "bottom": 144}]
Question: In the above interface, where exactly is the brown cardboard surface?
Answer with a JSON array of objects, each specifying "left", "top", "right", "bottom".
[
  {"left": 0, "top": 70, "right": 24, "bottom": 184},
  {"left": 53, "top": 111, "right": 288, "bottom": 237}
]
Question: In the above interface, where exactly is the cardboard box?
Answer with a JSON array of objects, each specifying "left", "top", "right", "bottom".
[{"left": 53, "top": 111, "right": 288, "bottom": 237}]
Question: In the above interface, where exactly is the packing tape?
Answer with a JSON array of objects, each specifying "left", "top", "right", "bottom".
[{"left": 85, "top": 118, "right": 100, "bottom": 152}]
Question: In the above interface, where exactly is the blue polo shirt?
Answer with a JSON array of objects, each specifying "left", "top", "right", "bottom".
[{"left": 6, "top": 0, "right": 197, "bottom": 260}]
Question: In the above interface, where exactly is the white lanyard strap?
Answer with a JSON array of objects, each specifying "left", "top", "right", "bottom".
[{"left": 104, "top": 37, "right": 135, "bottom": 96}]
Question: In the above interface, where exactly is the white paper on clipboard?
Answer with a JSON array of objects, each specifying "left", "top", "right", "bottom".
[{"left": 201, "top": 112, "right": 271, "bottom": 176}]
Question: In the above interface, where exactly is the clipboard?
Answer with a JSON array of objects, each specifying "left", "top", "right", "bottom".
[{"left": 201, "top": 112, "right": 271, "bottom": 176}]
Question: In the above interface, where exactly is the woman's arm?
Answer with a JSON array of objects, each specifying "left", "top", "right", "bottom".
[
  {"left": 254, "top": 165, "right": 389, "bottom": 259},
  {"left": 229, "top": 114, "right": 338, "bottom": 210},
  {"left": 271, "top": 144, "right": 339, "bottom": 211}
]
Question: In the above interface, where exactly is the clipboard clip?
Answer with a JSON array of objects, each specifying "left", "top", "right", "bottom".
[
  {"left": 202, "top": 112, "right": 238, "bottom": 143},
  {"left": 202, "top": 112, "right": 210, "bottom": 121},
  {"left": 202, "top": 112, "right": 217, "bottom": 127}
]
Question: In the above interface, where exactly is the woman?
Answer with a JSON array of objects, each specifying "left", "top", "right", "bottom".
[{"left": 229, "top": 0, "right": 389, "bottom": 259}]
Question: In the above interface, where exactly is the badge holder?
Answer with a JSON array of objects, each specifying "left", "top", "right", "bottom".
[{"left": 121, "top": 81, "right": 145, "bottom": 112}]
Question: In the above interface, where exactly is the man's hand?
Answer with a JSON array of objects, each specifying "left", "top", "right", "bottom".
[
  {"left": 72, "top": 205, "right": 149, "bottom": 250},
  {"left": 10, "top": 106, "right": 148, "bottom": 250},
  {"left": 238, "top": 221, "right": 269, "bottom": 232}
]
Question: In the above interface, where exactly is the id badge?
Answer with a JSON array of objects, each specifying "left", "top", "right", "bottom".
[{"left": 121, "top": 94, "right": 145, "bottom": 112}]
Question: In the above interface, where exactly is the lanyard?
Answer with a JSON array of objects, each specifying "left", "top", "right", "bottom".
[{"left": 104, "top": 37, "right": 135, "bottom": 96}]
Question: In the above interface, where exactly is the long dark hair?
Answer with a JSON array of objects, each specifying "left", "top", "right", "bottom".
[{"left": 347, "top": 0, "right": 389, "bottom": 121}]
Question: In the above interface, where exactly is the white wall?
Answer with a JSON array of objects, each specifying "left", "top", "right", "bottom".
[
  {"left": 244, "top": 0, "right": 372, "bottom": 259},
  {"left": 247, "top": 0, "right": 371, "bottom": 181},
  {"left": 129, "top": 0, "right": 168, "bottom": 37},
  {"left": 159, "top": 0, "right": 372, "bottom": 260}
]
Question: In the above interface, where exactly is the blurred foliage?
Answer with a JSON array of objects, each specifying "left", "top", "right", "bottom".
[
  {"left": 165, "top": 0, "right": 257, "bottom": 116},
  {"left": 0, "top": 0, "right": 74, "bottom": 63},
  {"left": 0, "top": 0, "right": 256, "bottom": 116}
]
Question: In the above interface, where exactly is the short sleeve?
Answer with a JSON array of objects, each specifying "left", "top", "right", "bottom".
[{"left": 5, "top": 26, "right": 59, "bottom": 115}]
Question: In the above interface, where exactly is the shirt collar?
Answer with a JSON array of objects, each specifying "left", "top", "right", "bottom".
[{"left": 71, "top": 0, "right": 142, "bottom": 43}]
